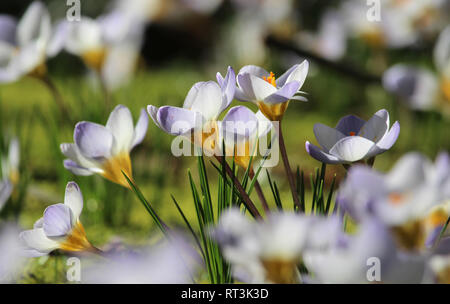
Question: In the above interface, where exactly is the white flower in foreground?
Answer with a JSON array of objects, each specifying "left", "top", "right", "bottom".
[
  {"left": 83, "top": 236, "right": 201, "bottom": 283},
  {"left": 20, "top": 182, "right": 95, "bottom": 257},
  {"left": 338, "top": 152, "right": 450, "bottom": 251},
  {"left": 0, "top": 223, "right": 25, "bottom": 283},
  {"left": 61, "top": 105, "right": 148, "bottom": 188},
  {"left": 212, "top": 209, "right": 312, "bottom": 283}
]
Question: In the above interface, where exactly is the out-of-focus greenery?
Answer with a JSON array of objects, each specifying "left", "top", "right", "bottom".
[{"left": 1, "top": 52, "right": 449, "bottom": 282}]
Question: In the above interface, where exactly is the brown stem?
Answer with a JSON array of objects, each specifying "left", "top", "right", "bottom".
[
  {"left": 215, "top": 155, "right": 262, "bottom": 219},
  {"left": 277, "top": 121, "right": 301, "bottom": 210},
  {"left": 249, "top": 169, "right": 270, "bottom": 213}
]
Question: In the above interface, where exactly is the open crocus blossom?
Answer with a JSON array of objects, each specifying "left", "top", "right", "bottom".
[
  {"left": 219, "top": 106, "right": 272, "bottom": 170},
  {"left": 212, "top": 209, "right": 312, "bottom": 283},
  {"left": 306, "top": 109, "right": 400, "bottom": 165},
  {"left": 338, "top": 152, "right": 450, "bottom": 251},
  {"left": 0, "top": 1, "right": 54, "bottom": 83},
  {"left": 20, "top": 182, "right": 96, "bottom": 257},
  {"left": 235, "top": 61, "right": 309, "bottom": 121},
  {"left": 61, "top": 105, "right": 148, "bottom": 188},
  {"left": 148, "top": 66, "right": 235, "bottom": 154}
]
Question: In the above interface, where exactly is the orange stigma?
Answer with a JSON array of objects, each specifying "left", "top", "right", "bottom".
[
  {"left": 349, "top": 131, "right": 356, "bottom": 136},
  {"left": 263, "top": 72, "right": 277, "bottom": 87},
  {"left": 389, "top": 193, "right": 404, "bottom": 205}
]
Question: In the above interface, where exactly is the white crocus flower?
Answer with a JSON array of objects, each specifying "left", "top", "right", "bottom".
[
  {"left": 0, "top": 224, "right": 25, "bottom": 282},
  {"left": 212, "top": 209, "right": 312, "bottom": 283},
  {"left": 0, "top": 137, "right": 19, "bottom": 211},
  {"left": 20, "top": 182, "right": 95, "bottom": 257},
  {"left": 0, "top": 1, "right": 53, "bottom": 83},
  {"left": 61, "top": 105, "right": 149, "bottom": 188}
]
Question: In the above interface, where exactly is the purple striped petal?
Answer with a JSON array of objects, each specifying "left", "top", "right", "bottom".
[
  {"left": 264, "top": 81, "right": 301, "bottom": 104},
  {"left": 305, "top": 141, "right": 342, "bottom": 164},
  {"left": 335, "top": 115, "right": 366, "bottom": 136},
  {"left": 74, "top": 122, "right": 113, "bottom": 160}
]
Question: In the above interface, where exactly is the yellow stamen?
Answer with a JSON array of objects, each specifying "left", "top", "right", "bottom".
[
  {"left": 391, "top": 220, "right": 426, "bottom": 251},
  {"left": 257, "top": 101, "right": 289, "bottom": 122},
  {"left": 441, "top": 77, "right": 450, "bottom": 102},
  {"left": 100, "top": 152, "right": 133, "bottom": 188},
  {"left": 81, "top": 48, "right": 107, "bottom": 71},
  {"left": 261, "top": 259, "right": 298, "bottom": 284},
  {"left": 263, "top": 72, "right": 277, "bottom": 87},
  {"left": 60, "top": 221, "right": 93, "bottom": 252}
]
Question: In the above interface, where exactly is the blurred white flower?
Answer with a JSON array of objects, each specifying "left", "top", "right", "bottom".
[
  {"left": 0, "top": 223, "right": 25, "bottom": 283},
  {"left": 0, "top": 137, "right": 19, "bottom": 211}
]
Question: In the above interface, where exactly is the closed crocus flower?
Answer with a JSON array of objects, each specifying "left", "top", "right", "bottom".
[
  {"left": 306, "top": 109, "right": 400, "bottom": 165},
  {"left": 235, "top": 62, "right": 308, "bottom": 121},
  {"left": 0, "top": 137, "right": 19, "bottom": 210},
  {"left": 338, "top": 152, "right": 450, "bottom": 251},
  {"left": 61, "top": 105, "right": 149, "bottom": 188},
  {"left": 20, "top": 182, "right": 96, "bottom": 257},
  {"left": 0, "top": 1, "right": 52, "bottom": 83},
  {"left": 148, "top": 67, "right": 235, "bottom": 154},
  {"left": 219, "top": 106, "right": 272, "bottom": 170}
]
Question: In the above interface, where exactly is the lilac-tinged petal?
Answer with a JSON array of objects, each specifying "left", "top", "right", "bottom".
[
  {"left": 376, "top": 121, "right": 400, "bottom": 150},
  {"left": 329, "top": 136, "right": 375, "bottom": 162},
  {"left": 285, "top": 60, "right": 309, "bottom": 89},
  {"left": 358, "top": 109, "right": 389, "bottom": 142},
  {"left": 64, "top": 182, "right": 83, "bottom": 220},
  {"left": 236, "top": 74, "right": 257, "bottom": 102},
  {"left": 106, "top": 105, "right": 135, "bottom": 153},
  {"left": 0, "top": 179, "right": 13, "bottom": 211},
  {"left": 60, "top": 143, "right": 99, "bottom": 170},
  {"left": 63, "top": 159, "right": 94, "bottom": 176},
  {"left": 275, "top": 64, "right": 299, "bottom": 87},
  {"left": 131, "top": 108, "right": 149, "bottom": 149},
  {"left": 247, "top": 74, "right": 278, "bottom": 101},
  {"left": 19, "top": 228, "right": 59, "bottom": 255},
  {"left": 74, "top": 122, "right": 114, "bottom": 160},
  {"left": 222, "top": 106, "right": 258, "bottom": 138},
  {"left": 237, "top": 65, "right": 269, "bottom": 78},
  {"left": 256, "top": 110, "right": 272, "bottom": 138},
  {"left": 305, "top": 141, "right": 342, "bottom": 164},
  {"left": 386, "top": 152, "right": 429, "bottom": 191},
  {"left": 263, "top": 81, "right": 301, "bottom": 104},
  {"left": 182, "top": 82, "right": 203, "bottom": 109},
  {"left": 189, "top": 81, "right": 224, "bottom": 121},
  {"left": 313, "top": 123, "right": 346, "bottom": 152},
  {"left": 0, "top": 15, "right": 17, "bottom": 45},
  {"left": 234, "top": 87, "right": 253, "bottom": 102},
  {"left": 217, "top": 66, "right": 236, "bottom": 109},
  {"left": 335, "top": 115, "right": 366, "bottom": 136},
  {"left": 17, "top": 1, "right": 51, "bottom": 45},
  {"left": 156, "top": 106, "right": 199, "bottom": 135},
  {"left": 43, "top": 204, "right": 73, "bottom": 237}
]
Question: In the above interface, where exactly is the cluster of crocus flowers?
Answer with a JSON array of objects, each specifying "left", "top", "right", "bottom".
[
  {"left": 383, "top": 25, "right": 450, "bottom": 116},
  {"left": 338, "top": 152, "right": 450, "bottom": 251},
  {"left": 306, "top": 109, "right": 400, "bottom": 165},
  {"left": 61, "top": 105, "right": 148, "bottom": 188},
  {"left": 20, "top": 182, "right": 97, "bottom": 256},
  {"left": 235, "top": 61, "right": 309, "bottom": 121},
  {"left": 0, "top": 138, "right": 19, "bottom": 210},
  {"left": 0, "top": 1, "right": 56, "bottom": 83},
  {"left": 148, "top": 67, "right": 235, "bottom": 156}
]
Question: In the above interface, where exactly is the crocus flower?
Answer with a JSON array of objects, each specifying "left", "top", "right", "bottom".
[
  {"left": 338, "top": 152, "right": 450, "bottom": 251},
  {"left": 148, "top": 67, "right": 235, "bottom": 154},
  {"left": 235, "top": 62, "right": 309, "bottom": 121},
  {"left": 383, "top": 25, "right": 450, "bottom": 116},
  {"left": 20, "top": 182, "right": 95, "bottom": 257},
  {"left": 219, "top": 106, "right": 272, "bottom": 169},
  {"left": 0, "top": 137, "right": 19, "bottom": 210},
  {"left": 83, "top": 236, "right": 201, "bottom": 283},
  {"left": 212, "top": 209, "right": 312, "bottom": 283},
  {"left": 0, "top": 1, "right": 53, "bottom": 83},
  {"left": 303, "top": 218, "right": 426, "bottom": 284},
  {"left": 61, "top": 105, "right": 148, "bottom": 188},
  {"left": 306, "top": 109, "right": 400, "bottom": 165}
]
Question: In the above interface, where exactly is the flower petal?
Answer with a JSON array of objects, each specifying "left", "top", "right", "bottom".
[
  {"left": 237, "top": 65, "right": 270, "bottom": 79},
  {"left": 263, "top": 81, "right": 300, "bottom": 104},
  {"left": 285, "top": 60, "right": 309, "bottom": 89},
  {"left": 60, "top": 143, "right": 99, "bottom": 170},
  {"left": 74, "top": 122, "right": 114, "bottom": 160},
  {"left": 222, "top": 106, "right": 258, "bottom": 138},
  {"left": 329, "top": 136, "right": 375, "bottom": 162},
  {"left": 217, "top": 66, "right": 236, "bottom": 110},
  {"left": 43, "top": 204, "right": 73, "bottom": 237},
  {"left": 156, "top": 106, "right": 199, "bottom": 135},
  {"left": 106, "top": 105, "right": 134, "bottom": 154},
  {"left": 358, "top": 109, "right": 389, "bottom": 142},
  {"left": 17, "top": 1, "right": 51, "bottom": 46},
  {"left": 0, "top": 15, "right": 17, "bottom": 45},
  {"left": 131, "top": 108, "right": 149, "bottom": 149},
  {"left": 188, "top": 81, "right": 225, "bottom": 121},
  {"left": 19, "top": 228, "right": 59, "bottom": 255},
  {"left": 64, "top": 182, "right": 83, "bottom": 220},
  {"left": 305, "top": 141, "right": 342, "bottom": 164},
  {"left": 335, "top": 115, "right": 366, "bottom": 136},
  {"left": 313, "top": 123, "right": 346, "bottom": 152},
  {"left": 63, "top": 159, "right": 94, "bottom": 176}
]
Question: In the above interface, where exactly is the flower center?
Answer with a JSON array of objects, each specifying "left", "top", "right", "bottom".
[
  {"left": 60, "top": 221, "right": 93, "bottom": 252},
  {"left": 441, "top": 77, "right": 450, "bottom": 102},
  {"left": 101, "top": 152, "right": 133, "bottom": 188},
  {"left": 349, "top": 131, "right": 356, "bottom": 136},
  {"left": 82, "top": 48, "right": 107, "bottom": 71},
  {"left": 261, "top": 259, "right": 298, "bottom": 284},
  {"left": 388, "top": 192, "right": 405, "bottom": 205},
  {"left": 263, "top": 72, "right": 277, "bottom": 87}
]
